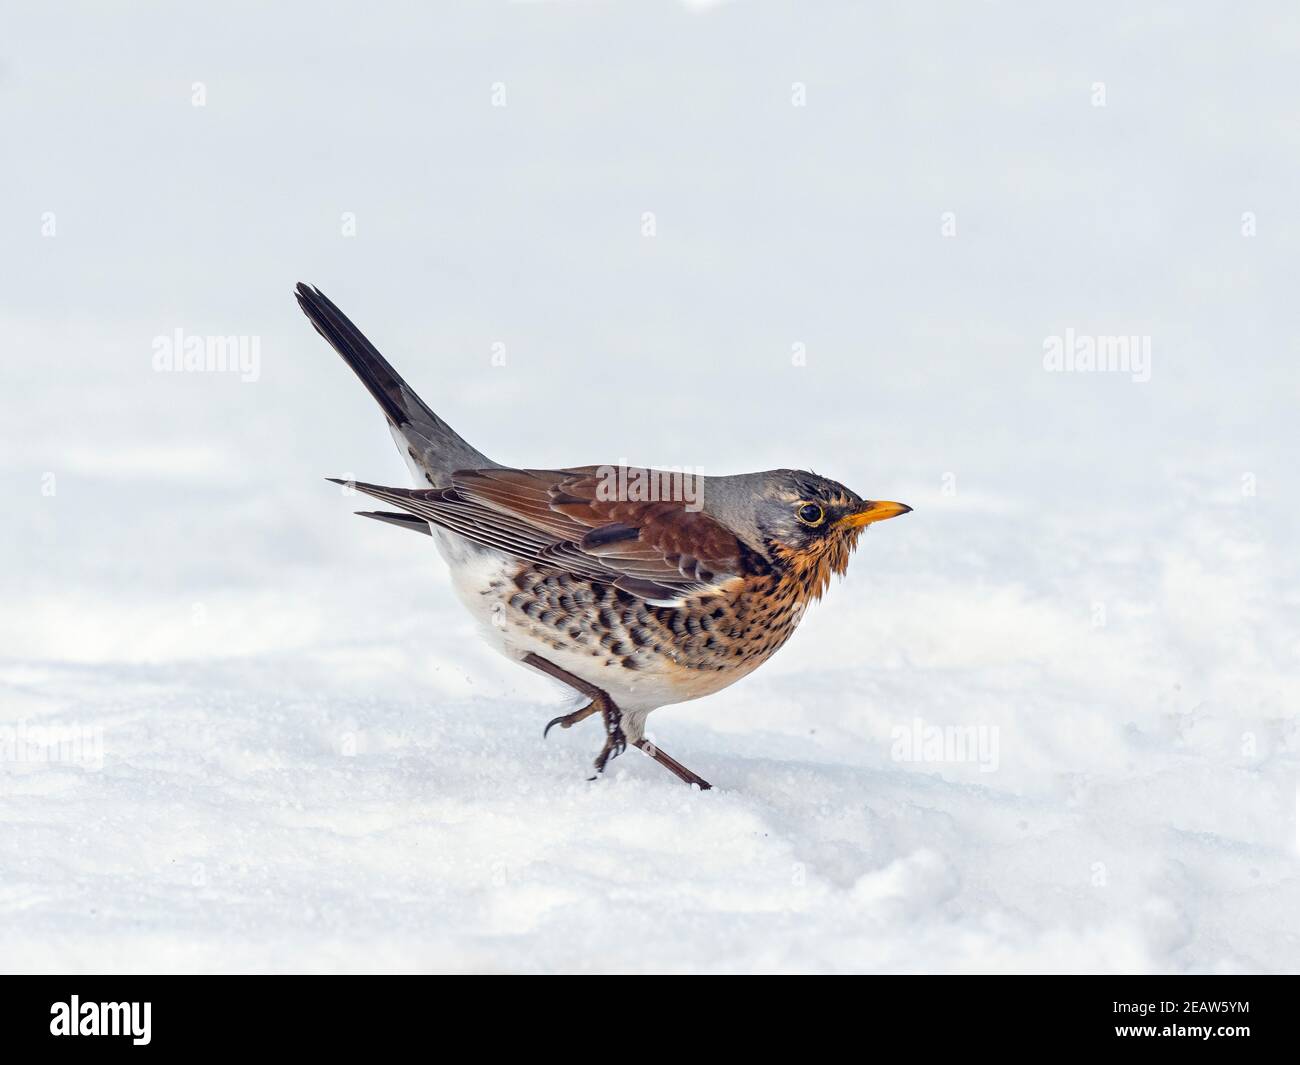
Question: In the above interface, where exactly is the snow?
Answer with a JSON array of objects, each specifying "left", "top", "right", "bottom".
[
  {"left": 4, "top": 498, "right": 1295, "bottom": 974},
  {"left": 2, "top": 1, "right": 1298, "bottom": 973}
]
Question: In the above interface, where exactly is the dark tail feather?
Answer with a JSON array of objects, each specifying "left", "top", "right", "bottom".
[
  {"left": 355, "top": 510, "right": 432, "bottom": 536},
  {"left": 295, "top": 282, "right": 419, "bottom": 428},
  {"left": 296, "top": 283, "right": 496, "bottom": 484}
]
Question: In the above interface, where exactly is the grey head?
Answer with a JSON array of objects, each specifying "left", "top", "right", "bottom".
[{"left": 701, "top": 470, "right": 912, "bottom": 576}]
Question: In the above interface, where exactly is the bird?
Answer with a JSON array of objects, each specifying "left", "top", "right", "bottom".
[{"left": 296, "top": 283, "right": 911, "bottom": 790}]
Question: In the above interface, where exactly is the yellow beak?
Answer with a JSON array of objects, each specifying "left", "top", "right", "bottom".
[{"left": 838, "top": 500, "right": 913, "bottom": 529}]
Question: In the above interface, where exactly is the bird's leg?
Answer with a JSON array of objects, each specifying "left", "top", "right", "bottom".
[
  {"left": 526, "top": 653, "right": 626, "bottom": 776},
  {"left": 525, "top": 651, "right": 604, "bottom": 699},
  {"left": 635, "top": 739, "right": 712, "bottom": 791},
  {"left": 526, "top": 654, "right": 710, "bottom": 790}
]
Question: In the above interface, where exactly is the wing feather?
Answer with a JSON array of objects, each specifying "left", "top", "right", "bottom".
[{"left": 330, "top": 467, "right": 754, "bottom": 605}]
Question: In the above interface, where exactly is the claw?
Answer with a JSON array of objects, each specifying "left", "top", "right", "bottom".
[
  {"left": 543, "top": 701, "right": 598, "bottom": 739},
  {"left": 589, "top": 707, "right": 628, "bottom": 779},
  {"left": 591, "top": 731, "right": 627, "bottom": 776}
]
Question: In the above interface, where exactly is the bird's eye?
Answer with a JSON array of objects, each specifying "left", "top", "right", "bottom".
[{"left": 796, "top": 502, "right": 825, "bottom": 527}]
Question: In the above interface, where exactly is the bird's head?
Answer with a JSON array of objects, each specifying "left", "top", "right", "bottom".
[{"left": 750, "top": 471, "right": 911, "bottom": 598}]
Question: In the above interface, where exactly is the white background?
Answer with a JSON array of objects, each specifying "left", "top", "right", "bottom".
[{"left": 2, "top": 1, "right": 1297, "bottom": 972}]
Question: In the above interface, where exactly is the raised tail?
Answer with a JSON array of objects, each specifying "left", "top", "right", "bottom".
[{"left": 295, "top": 283, "right": 497, "bottom": 486}]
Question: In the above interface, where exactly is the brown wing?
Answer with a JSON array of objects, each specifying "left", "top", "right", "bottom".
[{"left": 335, "top": 467, "right": 752, "bottom": 605}]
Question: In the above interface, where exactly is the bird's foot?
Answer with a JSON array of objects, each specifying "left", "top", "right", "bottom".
[
  {"left": 528, "top": 652, "right": 667, "bottom": 784},
  {"left": 589, "top": 696, "right": 626, "bottom": 779}
]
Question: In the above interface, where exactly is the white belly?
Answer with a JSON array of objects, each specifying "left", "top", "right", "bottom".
[{"left": 430, "top": 531, "right": 696, "bottom": 722}]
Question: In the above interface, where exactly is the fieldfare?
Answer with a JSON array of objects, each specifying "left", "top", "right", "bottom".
[{"left": 297, "top": 284, "right": 911, "bottom": 789}]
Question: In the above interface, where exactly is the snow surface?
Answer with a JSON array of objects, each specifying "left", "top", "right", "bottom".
[{"left": 2, "top": 2, "right": 1298, "bottom": 973}]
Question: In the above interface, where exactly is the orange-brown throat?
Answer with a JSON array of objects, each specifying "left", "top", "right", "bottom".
[
  {"left": 767, "top": 499, "right": 911, "bottom": 605},
  {"left": 769, "top": 525, "right": 865, "bottom": 604}
]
